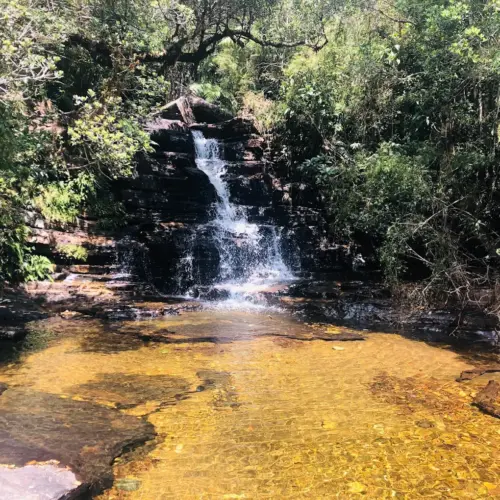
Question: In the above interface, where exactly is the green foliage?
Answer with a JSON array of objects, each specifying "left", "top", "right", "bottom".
[
  {"left": 68, "top": 92, "right": 151, "bottom": 178},
  {"left": 301, "top": 145, "right": 432, "bottom": 274},
  {"left": 189, "top": 82, "right": 235, "bottom": 112},
  {"left": 22, "top": 255, "right": 54, "bottom": 282},
  {"left": 3, "top": 0, "right": 335, "bottom": 283},
  {"left": 2, "top": 0, "right": 499, "bottom": 311},
  {"left": 55, "top": 244, "right": 88, "bottom": 262},
  {"left": 0, "top": 0, "right": 66, "bottom": 102},
  {"left": 277, "top": 0, "right": 500, "bottom": 302},
  {"left": 35, "top": 182, "right": 84, "bottom": 224}
]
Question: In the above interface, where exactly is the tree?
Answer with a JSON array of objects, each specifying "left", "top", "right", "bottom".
[{"left": 276, "top": 0, "right": 500, "bottom": 316}]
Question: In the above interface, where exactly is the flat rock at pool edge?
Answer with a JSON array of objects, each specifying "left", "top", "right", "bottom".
[
  {"left": 0, "top": 388, "right": 155, "bottom": 497},
  {"left": 0, "top": 463, "right": 81, "bottom": 500}
]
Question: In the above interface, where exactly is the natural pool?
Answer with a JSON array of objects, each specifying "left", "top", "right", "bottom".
[{"left": 0, "top": 310, "right": 499, "bottom": 499}]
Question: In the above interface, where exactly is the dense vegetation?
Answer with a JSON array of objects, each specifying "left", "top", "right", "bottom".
[
  {"left": 1, "top": 0, "right": 500, "bottom": 315},
  {"left": 270, "top": 0, "right": 500, "bottom": 315}
]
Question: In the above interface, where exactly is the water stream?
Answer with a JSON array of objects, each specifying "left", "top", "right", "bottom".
[{"left": 192, "top": 131, "right": 293, "bottom": 306}]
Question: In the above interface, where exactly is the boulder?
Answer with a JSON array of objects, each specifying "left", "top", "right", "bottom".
[
  {"left": 473, "top": 380, "right": 500, "bottom": 418},
  {"left": 189, "top": 96, "right": 232, "bottom": 123},
  {"left": 159, "top": 96, "right": 232, "bottom": 124},
  {"left": 146, "top": 118, "right": 195, "bottom": 155},
  {"left": 190, "top": 117, "right": 258, "bottom": 140}
]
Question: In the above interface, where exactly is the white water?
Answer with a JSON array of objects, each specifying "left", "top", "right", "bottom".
[{"left": 192, "top": 130, "right": 293, "bottom": 306}]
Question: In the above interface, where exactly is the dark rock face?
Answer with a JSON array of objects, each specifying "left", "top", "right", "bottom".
[
  {"left": 146, "top": 119, "right": 195, "bottom": 155},
  {"left": 25, "top": 96, "right": 340, "bottom": 298},
  {"left": 0, "top": 290, "right": 48, "bottom": 345},
  {"left": 107, "top": 100, "right": 337, "bottom": 294}
]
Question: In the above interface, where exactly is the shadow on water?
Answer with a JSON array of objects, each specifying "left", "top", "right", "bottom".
[{"left": 0, "top": 324, "right": 58, "bottom": 365}]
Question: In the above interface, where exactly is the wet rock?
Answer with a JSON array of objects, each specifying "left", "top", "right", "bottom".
[
  {"left": 115, "top": 478, "right": 141, "bottom": 492},
  {"left": 145, "top": 118, "right": 188, "bottom": 133},
  {"left": 457, "top": 366, "right": 500, "bottom": 382},
  {"left": 0, "top": 463, "right": 82, "bottom": 500},
  {"left": 60, "top": 310, "right": 86, "bottom": 319},
  {"left": 473, "top": 380, "right": 500, "bottom": 418},
  {"left": 67, "top": 265, "right": 113, "bottom": 275},
  {"left": 95, "top": 300, "right": 203, "bottom": 321},
  {"left": 147, "top": 123, "right": 195, "bottom": 155},
  {"left": 70, "top": 373, "right": 191, "bottom": 408},
  {"left": 0, "top": 292, "right": 46, "bottom": 325},
  {"left": 0, "top": 327, "right": 28, "bottom": 342},
  {"left": 27, "top": 228, "right": 116, "bottom": 253},
  {"left": 223, "top": 137, "right": 264, "bottom": 161},
  {"left": 0, "top": 290, "right": 48, "bottom": 345},
  {"left": 415, "top": 419, "right": 435, "bottom": 429},
  {"left": 226, "top": 173, "right": 272, "bottom": 206},
  {"left": 275, "top": 331, "right": 365, "bottom": 342},
  {"left": 138, "top": 332, "right": 221, "bottom": 344},
  {"left": 0, "top": 388, "right": 155, "bottom": 496}
]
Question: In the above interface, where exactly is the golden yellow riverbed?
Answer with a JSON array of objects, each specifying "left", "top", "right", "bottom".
[{"left": 1, "top": 311, "right": 499, "bottom": 498}]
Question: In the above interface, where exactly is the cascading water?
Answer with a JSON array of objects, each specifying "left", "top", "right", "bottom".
[{"left": 192, "top": 130, "right": 293, "bottom": 306}]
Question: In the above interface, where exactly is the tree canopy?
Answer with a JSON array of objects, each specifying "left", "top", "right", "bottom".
[{"left": 1, "top": 0, "right": 500, "bottom": 320}]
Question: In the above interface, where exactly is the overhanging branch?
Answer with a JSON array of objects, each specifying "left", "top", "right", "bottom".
[{"left": 143, "top": 27, "right": 328, "bottom": 66}]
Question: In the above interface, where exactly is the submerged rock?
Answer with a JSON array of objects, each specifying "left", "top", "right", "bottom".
[
  {"left": 69, "top": 373, "right": 191, "bottom": 408},
  {"left": 115, "top": 478, "right": 141, "bottom": 492},
  {"left": 473, "top": 380, "right": 500, "bottom": 419},
  {"left": 457, "top": 365, "right": 500, "bottom": 382}
]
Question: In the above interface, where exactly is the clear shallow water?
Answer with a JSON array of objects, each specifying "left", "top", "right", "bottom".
[{"left": 1, "top": 311, "right": 500, "bottom": 498}]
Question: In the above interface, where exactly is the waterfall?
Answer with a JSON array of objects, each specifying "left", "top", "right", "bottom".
[{"left": 192, "top": 130, "right": 293, "bottom": 304}]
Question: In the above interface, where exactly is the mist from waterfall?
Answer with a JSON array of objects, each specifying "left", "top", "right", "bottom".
[{"left": 192, "top": 130, "right": 293, "bottom": 306}]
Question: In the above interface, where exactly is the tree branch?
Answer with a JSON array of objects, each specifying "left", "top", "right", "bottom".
[
  {"left": 373, "top": 8, "right": 416, "bottom": 26},
  {"left": 143, "top": 27, "right": 328, "bottom": 66}
]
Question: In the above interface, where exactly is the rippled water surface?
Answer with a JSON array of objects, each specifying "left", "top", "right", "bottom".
[{"left": 1, "top": 310, "right": 500, "bottom": 499}]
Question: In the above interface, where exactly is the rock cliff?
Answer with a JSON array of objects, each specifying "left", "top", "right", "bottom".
[{"left": 27, "top": 96, "right": 338, "bottom": 297}]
